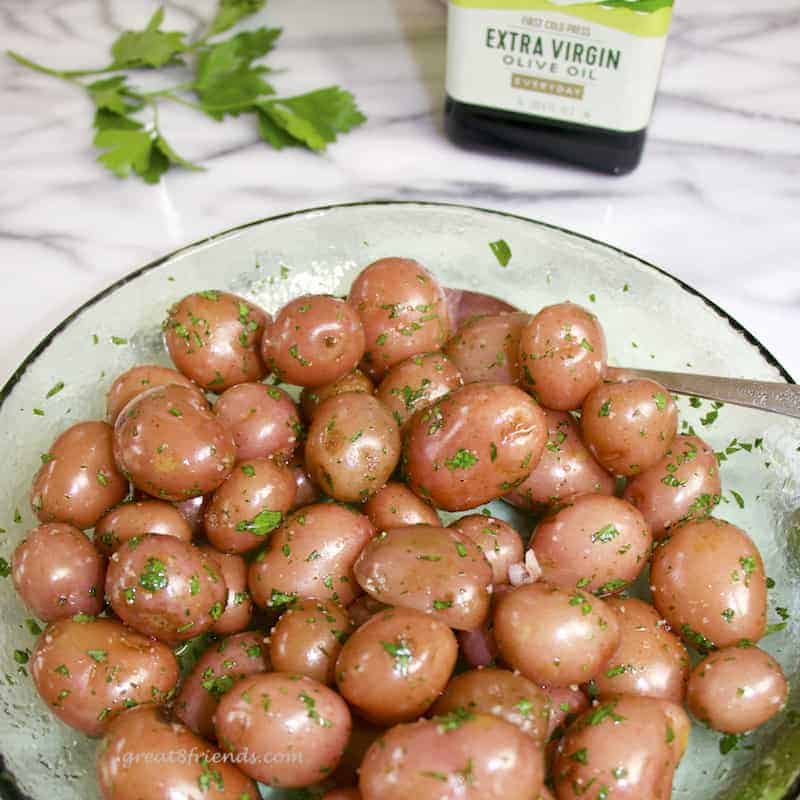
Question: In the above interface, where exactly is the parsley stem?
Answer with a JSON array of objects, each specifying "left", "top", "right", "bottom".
[
  {"left": 140, "top": 82, "right": 195, "bottom": 98},
  {"left": 7, "top": 51, "right": 121, "bottom": 80}
]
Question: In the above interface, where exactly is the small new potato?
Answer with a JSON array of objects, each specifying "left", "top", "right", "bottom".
[
  {"left": 304, "top": 393, "right": 401, "bottom": 503},
  {"left": 94, "top": 500, "right": 193, "bottom": 555},
  {"left": 301, "top": 369, "right": 375, "bottom": 420},
  {"left": 173, "top": 494, "right": 208, "bottom": 535},
  {"left": 354, "top": 525, "right": 492, "bottom": 631},
  {"left": 363, "top": 481, "right": 440, "bottom": 531},
  {"left": 543, "top": 684, "right": 590, "bottom": 739},
  {"left": 106, "top": 534, "right": 228, "bottom": 643},
  {"left": 263, "top": 294, "right": 366, "bottom": 387},
  {"left": 581, "top": 378, "right": 678, "bottom": 476},
  {"left": 444, "top": 287, "right": 517, "bottom": 328},
  {"left": 335, "top": 606, "right": 457, "bottom": 725},
  {"left": 289, "top": 454, "right": 322, "bottom": 508},
  {"left": 31, "top": 617, "right": 178, "bottom": 736},
  {"left": 404, "top": 382, "right": 547, "bottom": 511},
  {"left": 448, "top": 514, "right": 523, "bottom": 585},
  {"left": 31, "top": 420, "right": 127, "bottom": 529},
  {"left": 214, "top": 672, "right": 352, "bottom": 787},
  {"left": 13, "top": 523, "right": 105, "bottom": 621},
  {"left": 493, "top": 581, "right": 620, "bottom": 686},
  {"left": 200, "top": 546, "right": 253, "bottom": 634},
  {"left": 270, "top": 599, "right": 353, "bottom": 685},
  {"left": 163, "top": 290, "right": 268, "bottom": 390},
  {"left": 106, "top": 364, "right": 203, "bottom": 424}
]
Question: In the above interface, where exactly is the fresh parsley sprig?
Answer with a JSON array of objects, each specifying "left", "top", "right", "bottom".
[{"left": 6, "top": 0, "right": 366, "bottom": 183}]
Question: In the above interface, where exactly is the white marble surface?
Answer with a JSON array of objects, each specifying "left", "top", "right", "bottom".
[{"left": 1, "top": 0, "right": 799, "bottom": 384}]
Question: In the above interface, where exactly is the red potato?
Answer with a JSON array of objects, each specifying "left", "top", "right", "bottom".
[
  {"left": 348, "top": 257, "right": 450, "bottom": 379},
  {"left": 455, "top": 583, "right": 512, "bottom": 668},
  {"left": 363, "top": 481, "right": 440, "bottom": 531},
  {"left": 106, "top": 534, "right": 228, "bottom": 643},
  {"left": 301, "top": 369, "right": 375, "bottom": 421},
  {"left": 31, "top": 420, "right": 128, "bottom": 529},
  {"left": 623, "top": 434, "right": 722, "bottom": 537},
  {"left": 213, "top": 382, "right": 301, "bottom": 462},
  {"left": 353, "top": 525, "right": 493, "bottom": 631},
  {"left": 249, "top": 503, "right": 375, "bottom": 609},
  {"left": 263, "top": 294, "right": 366, "bottom": 387},
  {"left": 31, "top": 617, "right": 178, "bottom": 737},
  {"left": 650, "top": 518, "right": 767, "bottom": 650},
  {"left": 94, "top": 500, "right": 193, "bottom": 555},
  {"left": 359, "top": 712, "right": 544, "bottom": 800},
  {"left": 504, "top": 409, "right": 615, "bottom": 511},
  {"left": 404, "top": 382, "right": 547, "bottom": 511},
  {"left": 204, "top": 458, "right": 296, "bottom": 554},
  {"left": 174, "top": 630, "right": 268, "bottom": 740},
  {"left": 346, "top": 594, "right": 390, "bottom": 628},
  {"left": 335, "top": 606, "right": 457, "bottom": 725},
  {"left": 581, "top": 379, "right": 678, "bottom": 477},
  {"left": 324, "top": 791, "right": 361, "bottom": 800},
  {"left": 376, "top": 351, "right": 463, "bottom": 429},
  {"left": 493, "top": 582, "right": 620, "bottom": 686},
  {"left": 444, "top": 286, "right": 517, "bottom": 328},
  {"left": 96, "top": 705, "right": 258, "bottom": 800},
  {"left": 200, "top": 546, "right": 253, "bottom": 635},
  {"left": 518, "top": 302, "right": 607, "bottom": 410},
  {"left": 106, "top": 364, "right": 204, "bottom": 424},
  {"left": 543, "top": 684, "right": 591, "bottom": 739},
  {"left": 214, "top": 672, "right": 352, "bottom": 787},
  {"left": 448, "top": 514, "right": 524, "bottom": 585},
  {"left": 173, "top": 494, "right": 208, "bottom": 535},
  {"left": 304, "top": 392, "right": 401, "bottom": 503},
  {"left": 288, "top": 454, "right": 322, "bottom": 509},
  {"left": 163, "top": 290, "right": 268, "bottom": 390},
  {"left": 592, "top": 597, "right": 690, "bottom": 704},
  {"left": 686, "top": 645, "right": 788, "bottom": 733},
  {"left": 332, "top": 717, "right": 386, "bottom": 787},
  {"left": 444, "top": 312, "right": 531, "bottom": 385},
  {"left": 113, "top": 384, "right": 236, "bottom": 501},
  {"left": 13, "top": 523, "right": 105, "bottom": 621},
  {"left": 531, "top": 494, "right": 652, "bottom": 596}
]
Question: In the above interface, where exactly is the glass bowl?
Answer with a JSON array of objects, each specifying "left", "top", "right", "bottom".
[{"left": 0, "top": 202, "right": 798, "bottom": 800}]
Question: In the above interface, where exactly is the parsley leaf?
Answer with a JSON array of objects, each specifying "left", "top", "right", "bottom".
[
  {"left": 110, "top": 8, "right": 187, "bottom": 69},
  {"left": 208, "top": 0, "right": 267, "bottom": 36},
  {"left": 489, "top": 239, "right": 512, "bottom": 267}
]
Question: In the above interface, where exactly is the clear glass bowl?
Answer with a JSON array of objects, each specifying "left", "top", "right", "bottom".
[{"left": 0, "top": 202, "right": 798, "bottom": 800}]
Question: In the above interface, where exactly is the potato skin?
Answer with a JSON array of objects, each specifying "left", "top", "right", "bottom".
[
  {"left": 13, "top": 523, "right": 105, "bottom": 621},
  {"left": 94, "top": 500, "right": 193, "bottom": 555},
  {"left": 404, "top": 382, "right": 547, "bottom": 511},
  {"left": 444, "top": 287, "right": 517, "bottom": 328},
  {"left": 448, "top": 514, "right": 523, "bottom": 586},
  {"left": 354, "top": 525, "right": 492, "bottom": 631},
  {"left": 106, "top": 364, "right": 203, "bottom": 424},
  {"left": 363, "top": 481, "right": 440, "bottom": 531},
  {"left": 200, "top": 546, "right": 253, "bottom": 635},
  {"left": 31, "top": 617, "right": 178, "bottom": 737},
  {"left": 301, "top": 369, "right": 374, "bottom": 421},
  {"left": 335, "top": 606, "right": 457, "bottom": 725}
]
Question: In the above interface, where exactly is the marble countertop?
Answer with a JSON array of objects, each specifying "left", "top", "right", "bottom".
[{"left": 2, "top": 0, "right": 798, "bottom": 384}]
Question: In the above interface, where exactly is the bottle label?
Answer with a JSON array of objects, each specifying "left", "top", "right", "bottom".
[{"left": 446, "top": 0, "right": 674, "bottom": 133}]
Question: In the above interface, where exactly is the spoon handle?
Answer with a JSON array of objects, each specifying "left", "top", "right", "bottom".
[{"left": 607, "top": 367, "right": 800, "bottom": 420}]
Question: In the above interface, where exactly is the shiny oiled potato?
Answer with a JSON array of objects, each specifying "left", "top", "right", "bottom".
[
  {"left": 204, "top": 458, "right": 297, "bottom": 553},
  {"left": 531, "top": 494, "right": 652, "bottom": 596},
  {"left": 650, "top": 518, "right": 767, "bottom": 650},
  {"left": 444, "top": 286, "right": 517, "bottom": 328},
  {"left": 94, "top": 500, "right": 193, "bottom": 555},
  {"left": 363, "top": 481, "right": 440, "bottom": 531},
  {"left": 200, "top": 546, "right": 253, "bottom": 635},
  {"left": 504, "top": 409, "right": 615, "bottom": 512},
  {"left": 263, "top": 294, "right": 366, "bottom": 387},
  {"left": 31, "top": 617, "right": 178, "bottom": 736},
  {"left": 431, "top": 668, "right": 550, "bottom": 745},
  {"left": 31, "top": 420, "right": 127, "bottom": 529},
  {"left": 106, "top": 364, "right": 203, "bottom": 424},
  {"left": 448, "top": 514, "right": 524, "bottom": 585},
  {"left": 335, "top": 606, "right": 457, "bottom": 725},
  {"left": 164, "top": 290, "right": 268, "bottom": 390},
  {"left": 214, "top": 672, "right": 352, "bottom": 787},
  {"left": 455, "top": 583, "right": 511, "bottom": 668},
  {"left": 686, "top": 645, "right": 788, "bottom": 733},
  {"left": 518, "top": 302, "right": 607, "bottom": 411},
  {"left": 359, "top": 711, "right": 544, "bottom": 800},
  {"left": 592, "top": 597, "right": 690, "bottom": 703},
  {"left": 249, "top": 503, "right": 375, "bottom": 609},
  {"left": 323, "top": 790, "right": 361, "bottom": 800},
  {"left": 404, "top": 382, "right": 547, "bottom": 511},
  {"left": 332, "top": 716, "right": 385, "bottom": 787},
  {"left": 493, "top": 582, "right": 620, "bottom": 686},
  {"left": 348, "top": 257, "right": 450, "bottom": 379},
  {"left": 113, "top": 384, "right": 235, "bottom": 501},
  {"left": 376, "top": 351, "right": 462, "bottom": 428},
  {"left": 301, "top": 369, "right": 375, "bottom": 421},
  {"left": 444, "top": 312, "right": 531, "bottom": 385},
  {"left": 174, "top": 630, "right": 268, "bottom": 740},
  {"left": 304, "top": 393, "right": 401, "bottom": 502},
  {"left": 13, "top": 523, "right": 105, "bottom": 621},
  {"left": 353, "top": 525, "right": 492, "bottom": 631},
  {"left": 581, "top": 378, "right": 678, "bottom": 477},
  {"left": 288, "top": 454, "right": 322, "bottom": 508},
  {"left": 214, "top": 382, "right": 302, "bottom": 461},
  {"left": 552, "top": 696, "right": 690, "bottom": 800},
  {"left": 543, "top": 684, "right": 590, "bottom": 740},
  {"left": 106, "top": 534, "right": 227, "bottom": 643},
  {"left": 347, "top": 594, "right": 390, "bottom": 628},
  {"left": 96, "top": 705, "right": 258, "bottom": 800},
  {"left": 173, "top": 493, "right": 208, "bottom": 535},
  {"left": 623, "top": 434, "right": 721, "bottom": 537},
  {"left": 270, "top": 599, "right": 353, "bottom": 685}
]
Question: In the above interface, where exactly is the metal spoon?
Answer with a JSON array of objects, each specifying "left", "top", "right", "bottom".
[{"left": 607, "top": 367, "right": 800, "bottom": 420}]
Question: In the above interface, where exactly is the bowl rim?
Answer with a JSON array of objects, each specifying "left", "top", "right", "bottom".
[{"left": 0, "top": 199, "right": 797, "bottom": 800}]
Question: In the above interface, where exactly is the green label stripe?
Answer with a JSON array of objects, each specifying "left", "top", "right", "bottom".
[{"left": 450, "top": 0, "right": 674, "bottom": 37}]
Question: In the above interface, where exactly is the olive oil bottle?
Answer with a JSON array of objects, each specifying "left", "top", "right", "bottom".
[{"left": 444, "top": 0, "right": 675, "bottom": 174}]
